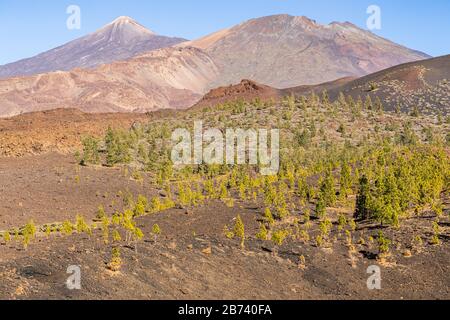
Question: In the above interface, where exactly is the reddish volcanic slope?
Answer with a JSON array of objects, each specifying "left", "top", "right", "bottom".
[
  {"left": 328, "top": 54, "right": 450, "bottom": 114},
  {"left": 193, "top": 79, "right": 283, "bottom": 108},
  {"left": 0, "top": 47, "right": 219, "bottom": 118}
]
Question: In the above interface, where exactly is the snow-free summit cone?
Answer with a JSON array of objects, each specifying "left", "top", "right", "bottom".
[
  {"left": 0, "top": 16, "right": 186, "bottom": 79},
  {"left": 100, "top": 16, "right": 158, "bottom": 39}
]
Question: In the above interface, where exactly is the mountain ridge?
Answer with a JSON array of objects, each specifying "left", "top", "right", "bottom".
[
  {"left": 181, "top": 14, "right": 430, "bottom": 88},
  {"left": 0, "top": 14, "right": 440, "bottom": 118},
  {"left": 0, "top": 47, "right": 219, "bottom": 118}
]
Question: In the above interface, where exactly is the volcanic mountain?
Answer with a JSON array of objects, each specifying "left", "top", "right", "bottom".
[
  {"left": 193, "top": 79, "right": 282, "bottom": 109},
  {"left": 0, "top": 14, "right": 438, "bottom": 118},
  {"left": 0, "top": 16, "right": 187, "bottom": 79},
  {"left": 182, "top": 14, "right": 430, "bottom": 88},
  {"left": 0, "top": 47, "right": 219, "bottom": 118}
]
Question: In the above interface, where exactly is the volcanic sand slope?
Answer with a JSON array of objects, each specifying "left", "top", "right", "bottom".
[
  {"left": 0, "top": 16, "right": 187, "bottom": 79},
  {"left": 182, "top": 14, "right": 430, "bottom": 88},
  {"left": 0, "top": 109, "right": 149, "bottom": 157},
  {"left": 0, "top": 90, "right": 449, "bottom": 300},
  {"left": 328, "top": 54, "right": 450, "bottom": 115},
  {"left": 0, "top": 47, "right": 220, "bottom": 118},
  {"left": 0, "top": 112, "right": 448, "bottom": 299},
  {"left": 0, "top": 170, "right": 448, "bottom": 300}
]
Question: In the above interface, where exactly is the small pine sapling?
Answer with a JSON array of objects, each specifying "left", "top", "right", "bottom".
[
  {"left": 223, "top": 225, "right": 234, "bottom": 239},
  {"left": 338, "top": 214, "right": 347, "bottom": 231},
  {"left": 107, "top": 247, "right": 122, "bottom": 272},
  {"left": 3, "top": 231, "right": 11, "bottom": 243},
  {"left": 264, "top": 208, "right": 275, "bottom": 225},
  {"left": 256, "top": 223, "right": 268, "bottom": 241},
  {"left": 96, "top": 205, "right": 106, "bottom": 220},
  {"left": 101, "top": 217, "right": 110, "bottom": 244},
  {"left": 152, "top": 224, "right": 161, "bottom": 243},
  {"left": 45, "top": 225, "right": 52, "bottom": 237},
  {"left": 431, "top": 220, "right": 441, "bottom": 245},
  {"left": 349, "top": 219, "right": 357, "bottom": 231},
  {"left": 112, "top": 230, "right": 122, "bottom": 242},
  {"left": 298, "top": 255, "right": 306, "bottom": 270},
  {"left": 272, "top": 229, "right": 289, "bottom": 246},
  {"left": 75, "top": 215, "right": 91, "bottom": 235},
  {"left": 62, "top": 221, "right": 74, "bottom": 236},
  {"left": 377, "top": 231, "right": 391, "bottom": 257},
  {"left": 234, "top": 215, "right": 245, "bottom": 248}
]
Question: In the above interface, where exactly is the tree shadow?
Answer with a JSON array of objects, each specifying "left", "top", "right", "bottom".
[{"left": 360, "top": 250, "right": 377, "bottom": 260}]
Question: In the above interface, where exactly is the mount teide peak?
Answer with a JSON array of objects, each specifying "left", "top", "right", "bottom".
[
  {"left": 97, "top": 16, "right": 157, "bottom": 42},
  {"left": 0, "top": 16, "right": 187, "bottom": 79},
  {"left": 182, "top": 14, "right": 430, "bottom": 88}
]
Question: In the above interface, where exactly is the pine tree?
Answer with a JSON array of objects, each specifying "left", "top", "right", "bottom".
[
  {"left": 45, "top": 225, "right": 52, "bottom": 237},
  {"left": 316, "top": 194, "right": 326, "bottom": 218},
  {"left": 264, "top": 208, "right": 275, "bottom": 225},
  {"left": 219, "top": 183, "right": 228, "bottom": 200},
  {"left": 256, "top": 223, "right": 268, "bottom": 240},
  {"left": 151, "top": 197, "right": 162, "bottom": 213},
  {"left": 105, "top": 128, "right": 132, "bottom": 166},
  {"left": 431, "top": 220, "right": 441, "bottom": 245},
  {"left": 23, "top": 220, "right": 36, "bottom": 238},
  {"left": 3, "top": 231, "right": 11, "bottom": 243},
  {"left": 152, "top": 224, "right": 161, "bottom": 243},
  {"left": 75, "top": 215, "right": 91, "bottom": 235},
  {"left": 108, "top": 247, "right": 122, "bottom": 272},
  {"left": 338, "top": 214, "right": 347, "bottom": 231},
  {"left": 339, "top": 161, "right": 352, "bottom": 199},
  {"left": 338, "top": 92, "right": 347, "bottom": 109},
  {"left": 62, "top": 221, "right": 74, "bottom": 236},
  {"left": 272, "top": 229, "right": 289, "bottom": 246},
  {"left": 355, "top": 175, "right": 370, "bottom": 220},
  {"left": 234, "top": 215, "right": 245, "bottom": 248},
  {"left": 96, "top": 205, "right": 106, "bottom": 220},
  {"left": 133, "top": 198, "right": 147, "bottom": 217},
  {"left": 322, "top": 90, "right": 330, "bottom": 105},
  {"left": 112, "top": 230, "right": 122, "bottom": 242},
  {"left": 319, "top": 167, "right": 337, "bottom": 207},
  {"left": 377, "top": 231, "right": 391, "bottom": 255},
  {"left": 374, "top": 97, "right": 384, "bottom": 114},
  {"left": 364, "top": 95, "right": 373, "bottom": 111},
  {"left": 80, "top": 136, "right": 100, "bottom": 165},
  {"left": 101, "top": 217, "right": 110, "bottom": 244}
]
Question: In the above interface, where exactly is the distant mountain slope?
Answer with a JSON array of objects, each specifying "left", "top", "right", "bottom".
[
  {"left": 193, "top": 56, "right": 450, "bottom": 116},
  {"left": 0, "top": 16, "right": 187, "bottom": 79},
  {"left": 0, "top": 47, "right": 219, "bottom": 118},
  {"left": 285, "top": 77, "right": 356, "bottom": 97},
  {"left": 328, "top": 54, "right": 450, "bottom": 115},
  {"left": 182, "top": 14, "right": 430, "bottom": 88}
]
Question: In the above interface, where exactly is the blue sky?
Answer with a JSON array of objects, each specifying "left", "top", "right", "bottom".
[{"left": 0, "top": 0, "right": 449, "bottom": 65}]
